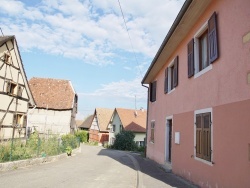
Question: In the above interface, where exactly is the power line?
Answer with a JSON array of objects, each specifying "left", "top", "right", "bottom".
[{"left": 117, "top": 0, "right": 143, "bottom": 78}]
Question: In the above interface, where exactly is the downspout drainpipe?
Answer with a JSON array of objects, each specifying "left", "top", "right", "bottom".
[{"left": 142, "top": 83, "right": 149, "bottom": 158}]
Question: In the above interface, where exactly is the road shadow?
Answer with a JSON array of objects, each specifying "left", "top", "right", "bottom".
[{"left": 98, "top": 148, "right": 198, "bottom": 188}]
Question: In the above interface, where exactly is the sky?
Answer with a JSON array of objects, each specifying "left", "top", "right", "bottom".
[{"left": 0, "top": 0, "right": 185, "bottom": 120}]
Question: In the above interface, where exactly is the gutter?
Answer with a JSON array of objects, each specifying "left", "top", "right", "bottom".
[{"left": 141, "top": 0, "right": 193, "bottom": 84}]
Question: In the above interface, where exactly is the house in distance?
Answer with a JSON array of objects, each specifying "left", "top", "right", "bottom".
[{"left": 108, "top": 108, "right": 146, "bottom": 147}]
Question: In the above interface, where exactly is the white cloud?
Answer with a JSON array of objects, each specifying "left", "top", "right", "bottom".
[
  {"left": 79, "top": 77, "right": 147, "bottom": 99},
  {"left": 0, "top": 0, "right": 25, "bottom": 15},
  {"left": 77, "top": 77, "right": 148, "bottom": 118},
  {"left": 0, "top": 0, "right": 184, "bottom": 67}
]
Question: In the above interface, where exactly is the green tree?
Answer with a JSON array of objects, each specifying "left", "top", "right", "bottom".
[{"left": 112, "top": 131, "right": 137, "bottom": 151}]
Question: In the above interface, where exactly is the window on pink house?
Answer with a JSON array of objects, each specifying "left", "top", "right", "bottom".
[
  {"left": 196, "top": 112, "right": 211, "bottom": 162},
  {"left": 188, "top": 12, "right": 219, "bottom": 78},
  {"left": 164, "top": 56, "right": 178, "bottom": 93},
  {"left": 150, "top": 81, "right": 157, "bottom": 102}
]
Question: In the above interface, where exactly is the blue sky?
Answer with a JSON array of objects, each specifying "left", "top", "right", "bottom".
[{"left": 0, "top": 0, "right": 184, "bottom": 119}]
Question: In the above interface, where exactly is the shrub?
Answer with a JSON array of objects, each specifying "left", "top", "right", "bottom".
[
  {"left": 61, "top": 134, "right": 78, "bottom": 151},
  {"left": 75, "top": 130, "right": 88, "bottom": 143},
  {"left": 112, "top": 131, "right": 137, "bottom": 151},
  {"left": 88, "top": 141, "right": 98, "bottom": 146}
]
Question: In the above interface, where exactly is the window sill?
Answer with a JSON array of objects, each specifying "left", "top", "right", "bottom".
[
  {"left": 150, "top": 141, "right": 154, "bottom": 144},
  {"left": 167, "top": 88, "right": 175, "bottom": 94},
  {"left": 194, "top": 156, "right": 213, "bottom": 166},
  {"left": 194, "top": 64, "right": 212, "bottom": 79}
]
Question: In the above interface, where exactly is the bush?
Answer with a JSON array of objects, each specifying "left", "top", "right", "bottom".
[
  {"left": 75, "top": 130, "right": 88, "bottom": 143},
  {"left": 61, "top": 134, "right": 79, "bottom": 151},
  {"left": 136, "top": 146, "right": 145, "bottom": 153},
  {"left": 112, "top": 131, "right": 137, "bottom": 151},
  {"left": 0, "top": 132, "right": 80, "bottom": 163}
]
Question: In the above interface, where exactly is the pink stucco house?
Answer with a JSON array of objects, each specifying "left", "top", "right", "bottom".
[{"left": 142, "top": 0, "right": 250, "bottom": 187}]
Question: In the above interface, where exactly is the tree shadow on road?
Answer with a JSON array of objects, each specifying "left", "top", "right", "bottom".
[{"left": 98, "top": 148, "right": 197, "bottom": 188}]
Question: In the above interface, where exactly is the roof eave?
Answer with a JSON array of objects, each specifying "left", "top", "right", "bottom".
[
  {"left": 142, "top": 0, "right": 193, "bottom": 84},
  {"left": 141, "top": 0, "right": 212, "bottom": 84}
]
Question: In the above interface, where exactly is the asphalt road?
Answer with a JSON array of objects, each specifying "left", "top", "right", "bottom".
[{"left": 0, "top": 144, "right": 196, "bottom": 188}]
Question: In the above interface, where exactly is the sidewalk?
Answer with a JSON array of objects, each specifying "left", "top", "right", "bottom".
[{"left": 129, "top": 152, "right": 198, "bottom": 188}]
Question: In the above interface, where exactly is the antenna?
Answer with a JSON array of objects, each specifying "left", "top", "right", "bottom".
[
  {"left": 135, "top": 95, "right": 137, "bottom": 110},
  {"left": 0, "top": 28, "right": 4, "bottom": 36}
]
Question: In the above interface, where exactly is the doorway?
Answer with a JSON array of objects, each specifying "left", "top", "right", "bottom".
[{"left": 165, "top": 119, "right": 172, "bottom": 163}]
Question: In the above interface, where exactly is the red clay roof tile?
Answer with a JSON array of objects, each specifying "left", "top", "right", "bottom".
[
  {"left": 29, "top": 77, "right": 75, "bottom": 110},
  {"left": 115, "top": 108, "right": 147, "bottom": 133}
]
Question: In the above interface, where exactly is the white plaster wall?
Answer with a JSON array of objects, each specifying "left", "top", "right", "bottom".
[
  {"left": 134, "top": 133, "right": 146, "bottom": 142},
  {"left": 109, "top": 112, "right": 122, "bottom": 145},
  {"left": 28, "top": 109, "right": 72, "bottom": 135},
  {"left": 90, "top": 116, "right": 99, "bottom": 131}
]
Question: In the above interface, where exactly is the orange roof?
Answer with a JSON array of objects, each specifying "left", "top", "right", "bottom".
[
  {"left": 115, "top": 108, "right": 147, "bottom": 133},
  {"left": 95, "top": 108, "right": 114, "bottom": 132},
  {"left": 29, "top": 77, "right": 76, "bottom": 110}
]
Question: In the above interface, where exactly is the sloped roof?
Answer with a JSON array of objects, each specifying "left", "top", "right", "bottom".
[
  {"left": 76, "top": 120, "right": 84, "bottom": 127},
  {"left": 79, "top": 115, "right": 94, "bottom": 129},
  {"left": 0, "top": 36, "right": 14, "bottom": 46},
  {"left": 115, "top": 108, "right": 147, "bottom": 133},
  {"left": 29, "top": 77, "right": 76, "bottom": 110},
  {"left": 95, "top": 108, "right": 114, "bottom": 132}
]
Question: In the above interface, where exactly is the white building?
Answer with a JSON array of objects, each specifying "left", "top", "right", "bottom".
[
  {"left": 0, "top": 36, "right": 35, "bottom": 140},
  {"left": 109, "top": 108, "right": 147, "bottom": 146},
  {"left": 28, "top": 77, "right": 77, "bottom": 136}
]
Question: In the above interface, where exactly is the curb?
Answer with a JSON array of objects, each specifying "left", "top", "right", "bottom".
[{"left": 0, "top": 146, "right": 81, "bottom": 172}]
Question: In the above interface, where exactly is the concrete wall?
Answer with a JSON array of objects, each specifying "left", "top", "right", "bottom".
[
  {"left": 109, "top": 112, "right": 121, "bottom": 145},
  {"left": 28, "top": 108, "right": 72, "bottom": 135},
  {"left": 146, "top": 0, "right": 250, "bottom": 187},
  {"left": 134, "top": 133, "right": 145, "bottom": 142}
]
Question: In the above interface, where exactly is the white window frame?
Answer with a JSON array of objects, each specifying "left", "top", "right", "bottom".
[
  {"left": 194, "top": 107, "right": 213, "bottom": 166},
  {"left": 167, "top": 59, "right": 176, "bottom": 94},
  {"left": 194, "top": 21, "right": 213, "bottom": 79}
]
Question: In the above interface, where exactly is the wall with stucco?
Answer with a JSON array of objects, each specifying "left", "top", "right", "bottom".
[
  {"left": 146, "top": 0, "right": 250, "bottom": 187},
  {"left": 28, "top": 108, "right": 72, "bottom": 135}
]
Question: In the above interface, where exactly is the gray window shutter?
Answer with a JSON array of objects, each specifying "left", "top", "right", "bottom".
[
  {"left": 150, "top": 81, "right": 157, "bottom": 102},
  {"left": 173, "top": 56, "right": 179, "bottom": 87},
  {"left": 208, "top": 12, "right": 219, "bottom": 64},
  {"left": 187, "top": 39, "right": 194, "bottom": 77},
  {"left": 164, "top": 68, "right": 168, "bottom": 93}
]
